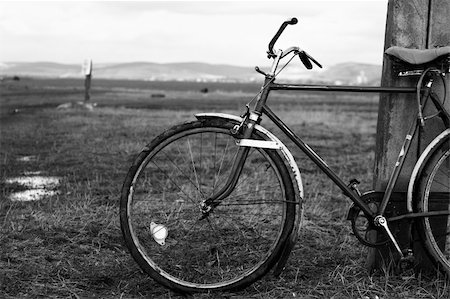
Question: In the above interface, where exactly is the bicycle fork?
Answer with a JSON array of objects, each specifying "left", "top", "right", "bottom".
[
  {"left": 200, "top": 146, "right": 250, "bottom": 218},
  {"left": 200, "top": 112, "right": 261, "bottom": 218}
]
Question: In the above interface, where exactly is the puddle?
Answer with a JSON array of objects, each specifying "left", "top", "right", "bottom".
[
  {"left": 24, "top": 171, "right": 43, "bottom": 176},
  {"left": 6, "top": 176, "right": 60, "bottom": 188},
  {"left": 16, "top": 155, "right": 38, "bottom": 162},
  {"left": 9, "top": 189, "right": 59, "bottom": 202},
  {"left": 5, "top": 175, "right": 60, "bottom": 202}
]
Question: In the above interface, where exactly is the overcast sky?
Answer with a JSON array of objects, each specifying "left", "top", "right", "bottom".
[{"left": 0, "top": 1, "right": 388, "bottom": 67}]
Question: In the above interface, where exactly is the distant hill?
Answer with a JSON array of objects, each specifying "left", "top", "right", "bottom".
[
  {"left": 0, "top": 62, "right": 82, "bottom": 78},
  {"left": 315, "top": 62, "right": 382, "bottom": 86},
  {"left": 94, "top": 62, "right": 256, "bottom": 82},
  {"left": 0, "top": 61, "right": 381, "bottom": 85}
]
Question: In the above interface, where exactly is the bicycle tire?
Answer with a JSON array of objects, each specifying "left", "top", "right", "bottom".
[
  {"left": 416, "top": 134, "right": 450, "bottom": 276},
  {"left": 120, "top": 118, "right": 296, "bottom": 293}
]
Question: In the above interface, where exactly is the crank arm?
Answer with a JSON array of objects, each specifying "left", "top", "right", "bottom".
[{"left": 374, "top": 215, "right": 403, "bottom": 257}]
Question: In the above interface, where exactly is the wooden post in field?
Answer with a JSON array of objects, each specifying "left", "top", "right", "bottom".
[
  {"left": 370, "top": 0, "right": 450, "bottom": 272},
  {"left": 84, "top": 59, "right": 92, "bottom": 102}
]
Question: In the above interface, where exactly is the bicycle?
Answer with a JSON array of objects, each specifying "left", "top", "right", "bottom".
[{"left": 120, "top": 18, "right": 450, "bottom": 293}]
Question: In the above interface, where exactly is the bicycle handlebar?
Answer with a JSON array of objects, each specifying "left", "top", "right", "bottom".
[
  {"left": 267, "top": 17, "right": 298, "bottom": 58},
  {"left": 265, "top": 17, "right": 323, "bottom": 70}
]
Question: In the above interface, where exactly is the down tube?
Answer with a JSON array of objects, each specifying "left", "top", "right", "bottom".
[{"left": 262, "top": 105, "right": 375, "bottom": 218}]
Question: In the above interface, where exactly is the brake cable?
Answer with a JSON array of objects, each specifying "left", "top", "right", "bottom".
[{"left": 245, "top": 53, "right": 298, "bottom": 108}]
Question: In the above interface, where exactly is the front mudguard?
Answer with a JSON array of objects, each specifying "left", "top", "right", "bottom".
[{"left": 195, "top": 113, "right": 304, "bottom": 275}]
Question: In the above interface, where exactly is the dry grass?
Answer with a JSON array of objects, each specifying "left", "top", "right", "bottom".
[{"left": 0, "top": 78, "right": 448, "bottom": 298}]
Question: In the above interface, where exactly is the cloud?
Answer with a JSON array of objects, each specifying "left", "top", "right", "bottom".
[{"left": 0, "top": 1, "right": 388, "bottom": 66}]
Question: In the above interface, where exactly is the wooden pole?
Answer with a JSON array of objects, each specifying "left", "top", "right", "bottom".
[
  {"left": 370, "top": 0, "right": 450, "bottom": 272},
  {"left": 84, "top": 59, "right": 92, "bottom": 102}
]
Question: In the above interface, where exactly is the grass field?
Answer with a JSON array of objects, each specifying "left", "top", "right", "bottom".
[{"left": 1, "top": 77, "right": 449, "bottom": 298}]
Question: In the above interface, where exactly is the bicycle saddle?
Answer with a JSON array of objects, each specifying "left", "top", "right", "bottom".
[{"left": 385, "top": 46, "right": 450, "bottom": 64}]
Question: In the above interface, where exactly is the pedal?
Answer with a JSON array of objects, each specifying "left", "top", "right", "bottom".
[
  {"left": 398, "top": 249, "right": 415, "bottom": 272},
  {"left": 348, "top": 179, "right": 362, "bottom": 196}
]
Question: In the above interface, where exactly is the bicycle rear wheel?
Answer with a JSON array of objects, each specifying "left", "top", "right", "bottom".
[
  {"left": 120, "top": 119, "right": 296, "bottom": 292},
  {"left": 416, "top": 134, "right": 450, "bottom": 276}
]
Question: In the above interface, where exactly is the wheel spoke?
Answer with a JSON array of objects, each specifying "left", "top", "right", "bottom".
[
  {"left": 187, "top": 137, "right": 206, "bottom": 199},
  {"left": 150, "top": 159, "right": 198, "bottom": 204}
]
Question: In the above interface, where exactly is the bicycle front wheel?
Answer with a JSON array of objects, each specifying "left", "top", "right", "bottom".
[
  {"left": 417, "top": 134, "right": 450, "bottom": 276},
  {"left": 120, "top": 119, "right": 296, "bottom": 292}
]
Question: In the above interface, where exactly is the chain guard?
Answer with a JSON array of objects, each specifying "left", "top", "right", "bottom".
[{"left": 347, "top": 192, "right": 390, "bottom": 248}]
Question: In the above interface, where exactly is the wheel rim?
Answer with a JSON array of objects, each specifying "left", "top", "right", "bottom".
[
  {"left": 423, "top": 148, "right": 450, "bottom": 270},
  {"left": 126, "top": 126, "right": 289, "bottom": 289}
]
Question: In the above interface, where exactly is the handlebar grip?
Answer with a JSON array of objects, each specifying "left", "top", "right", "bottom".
[
  {"left": 299, "top": 52, "right": 313, "bottom": 69},
  {"left": 286, "top": 17, "right": 298, "bottom": 25},
  {"left": 268, "top": 17, "right": 299, "bottom": 58},
  {"left": 298, "top": 51, "right": 323, "bottom": 69}
]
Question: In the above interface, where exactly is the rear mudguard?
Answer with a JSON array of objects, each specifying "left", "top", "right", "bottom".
[
  {"left": 407, "top": 128, "right": 450, "bottom": 212},
  {"left": 195, "top": 113, "right": 304, "bottom": 274}
]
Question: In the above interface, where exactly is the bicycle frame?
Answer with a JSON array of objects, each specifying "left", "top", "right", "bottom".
[
  {"left": 202, "top": 49, "right": 450, "bottom": 257},
  {"left": 259, "top": 80, "right": 418, "bottom": 219},
  {"left": 264, "top": 81, "right": 450, "bottom": 218}
]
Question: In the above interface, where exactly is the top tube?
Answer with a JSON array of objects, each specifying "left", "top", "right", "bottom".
[{"left": 270, "top": 83, "right": 417, "bottom": 94}]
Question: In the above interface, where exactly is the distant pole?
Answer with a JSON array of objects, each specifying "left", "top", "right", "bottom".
[
  {"left": 84, "top": 59, "right": 92, "bottom": 102},
  {"left": 370, "top": 0, "right": 450, "bottom": 272}
]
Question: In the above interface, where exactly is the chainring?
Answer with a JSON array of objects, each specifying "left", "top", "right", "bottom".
[{"left": 347, "top": 192, "right": 390, "bottom": 248}]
